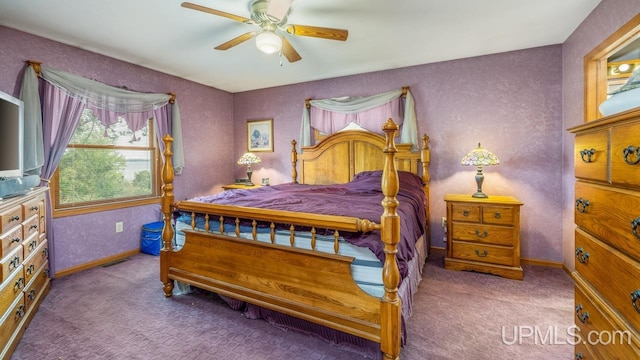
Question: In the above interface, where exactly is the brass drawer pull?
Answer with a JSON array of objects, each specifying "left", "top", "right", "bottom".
[
  {"left": 623, "top": 145, "right": 640, "bottom": 165},
  {"left": 632, "top": 290, "right": 640, "bottom": 314},
  {"left": 475, "top": 229, "right": 488, "bottom": 238},
  {"left": 474, "top": 249, "right": 488, "bottom": 257},
  {"left": 632, "top": 218, "right": 640, "bottom": 239},
  {"left": 13, "top": 277, "right": 24, "bottom": 292},
  {"left": 575, "top": 247, "right": 589, "bottom": 264},
  {"left": 575, "top": 198, "right": 590, "bottom": 213},
  {"left": 575, "top": 304, "right": 589, "bottom": 324},
  {"left": 15, "top": 304, "right": 25, "bottom": 320},
  {"left": 580, "top": 148, "right": 595, "bottom": 163}
]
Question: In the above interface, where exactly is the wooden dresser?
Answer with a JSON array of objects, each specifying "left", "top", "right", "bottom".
[
  {"left": 0, "top": 187, "right": 50, "bottom": 360},
  {"left": 569, "top": 108, "right": 640, "bottom": 359},
  {"left": 444, "top": 194, "right": 523, "bottom": 280}
]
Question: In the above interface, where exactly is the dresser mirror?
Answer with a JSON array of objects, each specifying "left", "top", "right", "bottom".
[{"left": 584, "top": 14, "right": 640, "bottom": 121}]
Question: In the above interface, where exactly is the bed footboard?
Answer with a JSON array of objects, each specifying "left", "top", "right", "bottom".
[{"left": 160, "top": 119, "right": 407, "bottom": 359}]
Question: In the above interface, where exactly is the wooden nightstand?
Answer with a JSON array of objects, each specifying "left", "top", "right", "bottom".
[
  {"left": 444, "top": 194, "right": 524, "bottom": 280},
  {"left": 222, "top": 183, "right": 262, "bottom": 190}
]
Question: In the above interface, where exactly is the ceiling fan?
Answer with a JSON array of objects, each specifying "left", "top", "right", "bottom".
[{"left": 181, "top": 0, "right": 349, "bottom": 63}]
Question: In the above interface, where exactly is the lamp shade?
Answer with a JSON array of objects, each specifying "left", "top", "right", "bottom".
[
  {"left": 461, "top": 143, "right": 499, "bottom": 198},
  {"left": 461, "top": 143, "right": 500, "bottom": 167},
  {"left": 237, "top": 152, "right": 261, "bottom": 165},
  {"left": 255, "top": 31, "right": 282, "bottom": 54}
]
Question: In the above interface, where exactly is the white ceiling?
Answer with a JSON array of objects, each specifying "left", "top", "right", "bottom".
[{"left": 0, "top": 0, "right": 601, "bottom": 93}]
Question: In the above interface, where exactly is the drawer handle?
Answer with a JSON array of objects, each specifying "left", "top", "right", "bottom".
[
  {"left": 9, "top": 256, "right": 20, "bottom": 271},
  {"left": 576, "top": 353, "right": 583, "bottom": 360},
  {"left": 575, "top": 198, "right": 590, "bottom": 213},
  {"left": 11, "top": 237, "right": 21, "bottom": 244},
  {"left": 43, "top": 247, "right": 49, "bottom": 257},
  {"left": 30, "top": 205, "right": 39, "bottom": 211},
  {"left": 494, "top": 212, "right": 501, "bottom": 219},
  {"left": 13, "top": 277, "right": 24, "bottom": 292},
  {"left": 10, "top": 215, "right": 20, "bottom": 222},
  {"left": 15, "top": 304, "right": 25, "bottom": 320},
  {"left": 575, "top": 247, "right": 590, "bottom": 264},
  {"left": 475, "top": 229, "right": 488, "bottom": 238},
  {"left": 462, "top": 210, "right": 470, "bottom": 217},
  {"left": 575, "top": 304, "right": 589, "bottom": 324},
  {"left": 632, "top": 218, "right": 640, "bottom": 239},
  {"left": 29, "top": 239, "right": 37, "bottom": 251},
  {"left": 26, "top": 264, "right": 35, "bottom": 275},
  {"left": 632, "top": 290, "right": 640, "bottom": 314},
  {"left": 474, "top": 249, "right": 488, "bottom": 257},
  {"left": 29, "top": 224, "right": 38, "bottom": 231},
  {"left": 623, "top": 145, "right": 640, "bottom": 165},
  {"left": 580, "top": 148, "right": 595, "bottom": 163},
  {"left": 28, "top": 289, "right": 36, "bottom": 301}
]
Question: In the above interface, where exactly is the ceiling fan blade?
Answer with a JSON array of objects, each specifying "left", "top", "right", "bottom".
[
  {"left": 281, "top": 37, "right": 301, "bottom": 63},
  {"left": 285, "top": 25, "right": 348, "bottom": 41},
  {"left": 267, "top": 0, "right": 293, "bottom": 22},
  {"left": 214, "top": 32, "right": 257, "bottom": 50},
  {"left": 181, "top": 2, "right": 251, "bottom": 23}
]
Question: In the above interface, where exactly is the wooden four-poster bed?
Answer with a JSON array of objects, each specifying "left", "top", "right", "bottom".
[{"left": 159, "top": 119, "right": 430, "bottom": 359}]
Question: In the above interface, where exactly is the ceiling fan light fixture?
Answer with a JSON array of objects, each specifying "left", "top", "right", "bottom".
[{"left": 255, "top": 31, "right": 282, "bottom": 54}]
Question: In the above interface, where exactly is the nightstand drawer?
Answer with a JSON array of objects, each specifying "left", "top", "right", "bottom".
[
  {"left": 451, "top": 241, "right": 514, "bottom": 266},
  {"left": 451, "top": 223, "right": 514, "bottom": 246},
  {"left": 450, "top": 203, "right": 480, "bottom": 223},
  {"left": 482, "top": 205, "right": 515, "bottom": 226}
]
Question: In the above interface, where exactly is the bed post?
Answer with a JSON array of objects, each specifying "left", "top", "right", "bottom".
[
  {"left": 380, "top": 119, "right": 401, "bottom": 360},
  {"left": 160, "top": 134, "right": 175, "bottom": 297},
  {"left": 291, "top": 139, "right": 298, "bottom": 183},
  {"left": 420, "top": 134, "right": 431, "bottom": 254}
]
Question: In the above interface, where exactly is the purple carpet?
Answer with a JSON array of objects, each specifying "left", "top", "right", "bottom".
[{"left": 12, "top": 250, "right": 574, "bottom": 359}]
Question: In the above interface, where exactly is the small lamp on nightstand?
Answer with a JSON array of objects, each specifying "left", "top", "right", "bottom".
[
  {"left": 461, "top": 143, "right": 500, "bottom": 198},
  {"left": 237, "top": 152, "right": 261, "bottom": 186}
]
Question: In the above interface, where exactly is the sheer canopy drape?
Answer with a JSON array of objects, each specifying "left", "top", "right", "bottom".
[
  {"left": 19, "top": 62, "right": 186, "bottom": 276},
  {"left": 300, "top": 88, "right": 419, "bottom": 150}
]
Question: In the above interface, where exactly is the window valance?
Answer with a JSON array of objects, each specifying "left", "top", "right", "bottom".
[{"left": 300, "top": 87, "right": 419, "bottom": 150}]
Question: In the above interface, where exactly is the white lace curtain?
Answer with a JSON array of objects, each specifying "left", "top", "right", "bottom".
[{"left": 300, "top": 87, "right": 419, "bottom": 150}]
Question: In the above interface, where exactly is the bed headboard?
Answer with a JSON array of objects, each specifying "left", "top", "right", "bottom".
[{"left": 290, "top": 120, "right": 430, "bottom": 187}]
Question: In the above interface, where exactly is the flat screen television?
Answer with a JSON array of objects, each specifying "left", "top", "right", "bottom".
[{"left": 0, "top": 90, "right": 24, "bottom": 179}]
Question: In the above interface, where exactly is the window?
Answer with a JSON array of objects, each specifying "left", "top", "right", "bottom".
[{"left": 51, "top": 109, "right": 161, "bottom": 216}]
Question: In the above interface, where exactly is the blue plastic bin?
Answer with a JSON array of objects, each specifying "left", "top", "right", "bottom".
[{"left": 141, "top": 221, "right": 164, "bottom": 256}]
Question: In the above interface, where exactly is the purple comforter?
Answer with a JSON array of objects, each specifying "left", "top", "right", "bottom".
[{"left": 190, "top": 170, "right": 427, "bottom": 279}]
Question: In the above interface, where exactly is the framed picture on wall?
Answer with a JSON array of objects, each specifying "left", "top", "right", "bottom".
[{"left": 247, "top": 119, "right": 273, "bottom": 152}]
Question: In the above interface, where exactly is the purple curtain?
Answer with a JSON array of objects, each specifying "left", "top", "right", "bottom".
[
  {"left": 40, "top": 82, "right": 86, "bottom": 276},
  {"left": 153, "top": 104, "right": 170, "bottom": 154}
]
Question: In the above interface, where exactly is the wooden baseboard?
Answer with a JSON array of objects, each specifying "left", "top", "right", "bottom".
[
  {"left": 54, "top": 249, "right": 141, "bottom": 278},
  {"left": 520, "top": 257, "right": 563, "bottom": 268}
]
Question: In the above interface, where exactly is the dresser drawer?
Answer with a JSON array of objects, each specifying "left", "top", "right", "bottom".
[
  {"left": 575, "top": 128, "right": 609, "bottom": 182},
  {"left": 575, "top": 230, "right": 640, "bottom": 334},
  {"left": 24, "top": 262, "right": 49, "bottom": 312},
  {"left": 0, "top": 205, "right": 22, "bottom": 234},
  {"left": 0, "top": 295, "right": 26, "bottom": 350},
  {"left": 0, "top": 225, "right": 22, "bottom": 259},
  {"left": 575, "top": 182, "right": 640, "bottom": 262},
  {"left": 21, "top": 214, "right": 40, "bottom": 240},
  {"left": 451, "top": 241, "right": 514, "bottom": 266},
  {"left": 450, "top": 203, "right": 480, "bottom": 222},
  {"left": 451, "top": 223, "right": 514, "bottom": 246},
  {"left": 0, "top": 246, "right": 23, "bottom": 284},
  {"left": 611, "top": 121, "right": 640, "bottom": 187},
  {"left": 22, "top": 231, "right": 40, "bottom": 259},
  {"left": 0, "top": 265, "right": 24, "bottom": 316},
  {"left": 22, "top": 196, "right": 43, "bottom": 221},
  {"left": 574, "top": 282, "right": 640, "bottom": 359},
  {"left": 23, "top": 239, "right": 48, "bottom": 285}
]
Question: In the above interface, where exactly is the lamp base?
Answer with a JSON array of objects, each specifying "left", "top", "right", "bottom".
[{"left": 472, "top": 191, "right": 488, "bottom": 198}]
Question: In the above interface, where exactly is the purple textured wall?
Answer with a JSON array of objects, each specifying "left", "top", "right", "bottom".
[
  {"left": 0, "top": 26, "right": 234, "bottom": 274},
  {"left": 234, "top": 46, "right": 564, "bottom": 262},
  {"left": 562, "top": 0, "right": 640, "bottom": 270}
]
